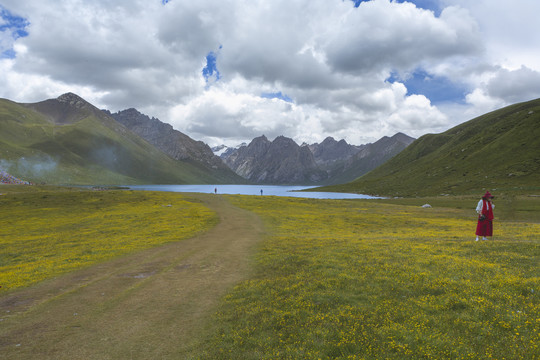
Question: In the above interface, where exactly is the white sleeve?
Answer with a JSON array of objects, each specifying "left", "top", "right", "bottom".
[{"left": 476, "top": 200, "right": 483, "bottom": 213}]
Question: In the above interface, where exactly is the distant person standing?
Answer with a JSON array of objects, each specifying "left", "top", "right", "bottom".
[
  {"left": 214, "top": 187, "right": 217, "bottom": 194},
  {"left": 476, "top": 191, "right": 495, "bottom": 241},
  {"left": 260, "top": 189, "right": 263, "bottom": 196}
]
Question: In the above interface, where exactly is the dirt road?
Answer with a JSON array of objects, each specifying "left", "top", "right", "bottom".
[{"left": 0, "top": 194, "right": 264, "bottom": 359}]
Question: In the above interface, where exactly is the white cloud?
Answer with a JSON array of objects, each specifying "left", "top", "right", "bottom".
[
  {"left": 1, "top": 0, "right": 539, "bottom": 147},
  {"left": 323, "top": 1, "right": 481, "bottom": 76},
  {"left": 485, "top": 66, "right": 540, "bottom": 103}
]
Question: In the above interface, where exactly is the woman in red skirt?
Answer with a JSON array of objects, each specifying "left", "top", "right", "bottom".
[{"left": 475, "top": 191, "right": 494, "bottom": 241}]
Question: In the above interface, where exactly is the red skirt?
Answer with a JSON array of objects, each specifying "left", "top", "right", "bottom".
[{"left": 476, "top": 218, "right": 493, "bottom": 236}]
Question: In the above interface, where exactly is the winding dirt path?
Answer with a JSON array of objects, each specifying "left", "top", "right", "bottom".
[{"left": 0, "top": 194, "right": 264, "bottom": 359}]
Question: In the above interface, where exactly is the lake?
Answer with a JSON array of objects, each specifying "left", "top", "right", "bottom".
[{"left": 128, "top": 184, "right": 380, "bottom": 199}]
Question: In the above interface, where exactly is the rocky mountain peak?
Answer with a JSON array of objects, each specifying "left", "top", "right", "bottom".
[
  {"left": 310, "top": 136, "right": 360, "bottom": 164},
  {"left": 224, "top": 135, "right": 328, "bottom": 184},
  {"left": 273, "top": 135, "right": 296, "bottom": 147},
  {"left": 23, "top": 92, "right": 107, "bottom": 125},
  {"left": 252, "top": 135, "right": 269, "bottom": 144},
  {"left": 57, "top": 92, "right": 88, "bottom": 107},
  {"left": 108, "top": 108, "right": 233, "bottom": 173},
  {"left": 320, "top": 136, "right": 337, "bottom": 145},
  {"left": 391, "top": 132, "right": 415, "bottom": 143}
]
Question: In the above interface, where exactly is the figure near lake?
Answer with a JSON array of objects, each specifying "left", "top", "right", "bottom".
[{"left": 476, "top": 191, "right": 494, "bottom": 241}]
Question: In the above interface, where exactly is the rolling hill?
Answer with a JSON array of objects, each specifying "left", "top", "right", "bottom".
[
  {"left": 319, "top": 98, "right": 540, "bottom": 196},
  {"left": 0, "top": 93, "right": 244, "bottom": 185}
]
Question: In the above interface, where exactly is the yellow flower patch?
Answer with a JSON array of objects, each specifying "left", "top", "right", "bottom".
[{"left": 0, "top": 190, "right": 216, "bottom": 291}]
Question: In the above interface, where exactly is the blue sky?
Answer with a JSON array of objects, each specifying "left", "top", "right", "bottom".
[
  {"left": 202, "top": 48, "right": 221, "bottom": 84},
  {"left": 261, "top": 91, "right": 293, "bottom": 103},
  {"left": 0, "top": 5, "right": 29, "bottom": 58},
  {"left": 1, "top": 0, "right": 540, "bottom": 146},
  {"left": 387, "top": 70, "right": 469, "bottom": 105},
  {"left": 203, "top": 48, "right": 293, "bottom": 103},
  {"left": 352, "top": 0, "right": 441, "bottom": 15}
]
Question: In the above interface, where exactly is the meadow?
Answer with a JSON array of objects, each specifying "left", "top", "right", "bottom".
[
  {"left": 0, "top": 186, "right": 217, "bottom": 291},
  {"left": 201, "top": 195, "right": 539, "bottom": 359},
  {"left": 0, "top": 187, "right": 538, "bottom": 359}
]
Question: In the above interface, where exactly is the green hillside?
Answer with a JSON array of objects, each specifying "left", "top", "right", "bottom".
[
  {"left": 0, "top": 97, "right": 238, "bottom": 185},
  {"left": 319, "top": 98, "right": 540, "bottom": 197}
]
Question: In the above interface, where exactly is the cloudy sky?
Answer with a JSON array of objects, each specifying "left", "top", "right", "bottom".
[{"left": 1, "top": 0, "right": 540, "bottom": 147}]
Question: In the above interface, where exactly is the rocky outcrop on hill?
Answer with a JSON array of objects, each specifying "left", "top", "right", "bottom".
[
  {"left": 24, "top": 93, "right": 112, "bottom": 125},
  {"left": 309, "top": 137, "right": 363, "bottom": 167},
  {"left": 224, "top": 135, "right": 328, "bottom": 184},
  {"left": 326, "top": 132, "right": 415, "bottom": 184},
  {"left": 107, "top": 108, "right": 231, "bottom": 172}
]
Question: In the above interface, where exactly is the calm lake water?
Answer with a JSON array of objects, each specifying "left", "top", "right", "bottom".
[{"left": 128, "top": 184, "right": 379, "bottom": 200}]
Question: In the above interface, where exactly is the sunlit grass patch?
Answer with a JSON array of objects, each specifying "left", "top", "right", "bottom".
[
  {"left": 0, "top": 188, "right": 216, "bottom": 291},
  {"left": 204, "top": 196, "right": 539, "bottom": 359}
]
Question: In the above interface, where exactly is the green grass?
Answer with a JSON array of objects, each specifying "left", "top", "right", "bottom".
[
  {"left": 373, "top": 194, "right": 540, "bottom": 223},
  {"left": 200, "top": 195, "right": 539, "bottom": 359},
  {"left": 0, "top": 186, "right": 217, "bottom": 291},
  {"left": 1, "top": 187, "right": 538, "bottom": 359}
]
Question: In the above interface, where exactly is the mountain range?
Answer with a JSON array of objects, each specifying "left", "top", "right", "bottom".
[
  {"left": 0, "top": 93, "right": 242, "bottom": 185},
  {"left": 319, "top": 98, "right": 540, "bottom": 196},
  {"left": 222, "top": 135, "right": 328, "bottom": 184},
  {"left": 0, "top": 92, "right": 413, "bottom": 186},
  {"left": 2, "top": 92, "right": 536, "bottom": 195},
  {"left": 218, "top": 133, "right": 414, "bottom": 184}
]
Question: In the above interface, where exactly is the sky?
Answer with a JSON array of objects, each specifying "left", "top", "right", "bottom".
[{"left": 1, "top": 0, "right": 540, "bottom": 147}]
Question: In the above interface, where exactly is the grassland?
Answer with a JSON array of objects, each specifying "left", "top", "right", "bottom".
[
  {"left": 1, "top": 187, "right": 538, "bottom": 359},
  {"left": 201, "top": 195, "right": 539, "bottom": 359},
  {"left": 0, "top": 186, "right": 217, "bottom": 291}
]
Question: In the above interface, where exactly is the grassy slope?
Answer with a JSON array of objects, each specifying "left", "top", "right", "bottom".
[
  {"left": 319, "top": 98, "right": 540, "bottom": 196},
  {"left": 0, "top": 99, "right": 231, "bottom": 184}
]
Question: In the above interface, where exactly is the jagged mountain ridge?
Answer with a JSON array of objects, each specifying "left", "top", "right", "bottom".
[
  {"left": 221, "top": 133, "right": 414, "bottom": 185},
  {"left": 308, "top": 137, "right": 363, "bottom": 166},
  {"left": 224, "top": 135, "right": 328, "bottom": 184}
]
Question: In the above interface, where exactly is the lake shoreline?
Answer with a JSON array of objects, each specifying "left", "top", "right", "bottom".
[{"left": 127, "top": 184, "right": 381, "bottom": 199}]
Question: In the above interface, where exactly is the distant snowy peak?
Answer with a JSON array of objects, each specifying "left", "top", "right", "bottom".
[{"left": 212, "top": 143, "right": 247, "bottom": 158}]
